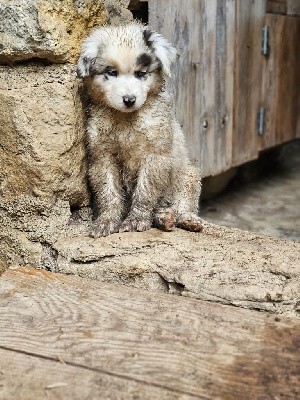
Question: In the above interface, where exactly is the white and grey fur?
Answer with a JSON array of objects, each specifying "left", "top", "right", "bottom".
[{"left": 77, "top": 22, "right": 203, "bottom": 237}]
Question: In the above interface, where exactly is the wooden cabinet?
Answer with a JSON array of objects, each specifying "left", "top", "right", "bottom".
[{"left": 147, "top": 0, "right": 300, "bottom": 177}]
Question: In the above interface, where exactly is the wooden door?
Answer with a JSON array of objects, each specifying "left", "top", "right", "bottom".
[
  {"left": 232, "top": 0, "right": 266, "bottom": 166},
  {"left": 259, "top": 14, "right": 300, "bottom": 150},
  {"left": 149, "top": 0, "right": 235, "bottom": 176},
  {"left": 148, "top": 0, "right": 300, "bottom": 177}
]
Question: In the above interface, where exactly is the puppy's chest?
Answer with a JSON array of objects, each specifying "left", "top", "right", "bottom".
[
  {"left": 112, "top": 113, "right": 169, "bottom": 158},
  {"left": 91, "top": 107, "right": 173, "bottom": 177}
]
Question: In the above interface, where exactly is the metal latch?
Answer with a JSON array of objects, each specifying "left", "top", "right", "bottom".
[
  {"left": 257, "top": 107, "right": 266, "bottom": 135},
  {"left": 261, "top": 25, "right": 270, "bottom": 56}
]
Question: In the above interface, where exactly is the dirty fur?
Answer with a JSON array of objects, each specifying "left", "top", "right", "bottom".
[{"left": 77, "top": 22, "right": 203, "bottom": 237}]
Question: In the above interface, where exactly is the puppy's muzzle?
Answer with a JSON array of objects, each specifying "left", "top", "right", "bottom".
[{"left": 123, "top": 95, "right": 136, "bottom": 108}]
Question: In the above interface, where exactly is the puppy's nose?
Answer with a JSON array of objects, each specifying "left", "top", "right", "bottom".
[{"left": 123, "top": 95, "right": 136, "bottom": 107}]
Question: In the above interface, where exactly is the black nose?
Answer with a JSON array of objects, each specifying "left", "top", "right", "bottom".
[{"left": 123, "top": 95, "right": 136, "bottom": 107}]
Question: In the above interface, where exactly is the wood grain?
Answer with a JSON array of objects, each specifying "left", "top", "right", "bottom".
[
  {"left": 0, "top": 348, "right": 195, "bottom": 400},
  {"left": 148, "top": 0, "right": 235, "bottom": 176},
  {"left": 287, "top": 0, "right": 300, "bottom": 15},
  {"left": 149, "top": 0, "right": 299, "bottom": 175},
  {"left": 259, "top": 14, "right": 300, "bottom": 149},
  {"left": 268, "top": 0, "right": 300, "bottom": 15},
  {"left": 232, "top": 0, "right": 267, "bottom": 166},
  {"left": 0, "top": 268, "right": 299, "bottom": 399},
  {"left": 273, "top": 15, "right": 300, "bottom": 141},
  {"left": 267, "top": 0, "right": 287, "bottom": 14}
]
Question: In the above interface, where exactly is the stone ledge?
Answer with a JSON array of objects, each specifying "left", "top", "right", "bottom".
[
  {"left": 2, "top": 194, "right": 299, "bottom": 318},
  {"left": 53, "top": 221, "right": 300, "bottom": 318}
]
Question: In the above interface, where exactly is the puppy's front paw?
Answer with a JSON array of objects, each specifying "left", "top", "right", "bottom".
[
  {"left": 154, "top": 208, "right": 175, "bottom": 231},
  {"left": 119, "top": 216, "right": 152, "bottom": 233},
  {"left": 90, "top": 219, "right": 120, "bottom": 238},
  {"left": 177, "top": 213, "right": 203, "bottom": 232}
]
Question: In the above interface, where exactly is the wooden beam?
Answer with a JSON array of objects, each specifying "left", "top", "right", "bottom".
[
  {"left": 0, "top": 348, "right": 192, "bottom": 400},
  {"left": 0, "top": 268, "right": 299, "bottom": 399}
]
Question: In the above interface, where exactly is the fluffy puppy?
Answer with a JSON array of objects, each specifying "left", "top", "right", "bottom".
[{"left": 77, "top": 22, "right": 203, "bottom": 237}]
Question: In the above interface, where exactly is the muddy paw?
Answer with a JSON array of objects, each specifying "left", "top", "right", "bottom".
[
  {"left": 154, "top": 208, "right": 175, "bottom": 231},
  {"left": 177, "top": 213, "right": 203, "bottom": 232},
  {"left": 119, "top": 216, "right": 152, "bottom": 233},
  {"left": 90, "top": 219, "right": 120, "bottom": 238}
]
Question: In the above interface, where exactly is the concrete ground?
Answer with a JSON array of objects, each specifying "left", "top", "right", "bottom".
[{"left": 201, "top": 141, "right": 300, "bottom": 241}]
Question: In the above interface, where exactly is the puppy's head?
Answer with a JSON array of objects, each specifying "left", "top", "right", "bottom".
[{"left": 77, "top": 23, "right": 177, "bottom": 112}]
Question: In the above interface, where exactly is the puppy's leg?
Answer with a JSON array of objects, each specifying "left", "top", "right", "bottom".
[
  {"left": 153, "top": 207, "right": 175, "bottom": 231},
  {"left": 173, "top": 165, "right": 203, "bottom": 232},
  {"left": 89, "top": 156, "right": 125, "bottom": 237},
  {"left": 119, "top": 155, "right": 171, "bottom": 233}
]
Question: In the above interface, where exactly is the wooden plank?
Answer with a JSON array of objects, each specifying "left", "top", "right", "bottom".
[
  {"left": 0, "top": 348, "right": 194, "bottom": 400},
  {"left": 148, "top": 0, "right": 235, "bottom": 177},
  {"left": 259, "top": 14, "right": 300, "bottom": 149},
  {"left": 0, "top": 268, "right": 300, "bottom": 399},
  {"left": 267, "top": 0, "right": 287, "bottom": 14},
  {"left": 266, "top": 0, "right": 300, "bottom": 15},
  {"left": 232, "top": 0, "right": 267, "bottom": 166},
  {"left": 274, "top": 15, "right": 300, "bottom": 141},
  {"left": 287, "top": 0, "right": 300, "bottom": 15}
]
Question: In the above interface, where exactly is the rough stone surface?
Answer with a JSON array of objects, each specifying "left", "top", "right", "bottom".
[
  {"left": 0, "top": 0, "right": 132, "bottom": 64},
  {"left": 0, "top": 228, "right": 43, "bottom": 269},
  {"left": 1, "top": 193, "right": 299, "bottom": 318},
  {"left": 0, "top": 0, "right": 133, "bottom": 279},
  {"left": 0, "top": 64, "right": 89, "bottom": 204},
  {"left": 0, "top": 195, "right": 72, "bottom": 270},
  {"left": 52, "top": 223, "right": 300, "bottom": 317},
  {"left": 54, "top": 223, "right": 300, "bottom": 316}
]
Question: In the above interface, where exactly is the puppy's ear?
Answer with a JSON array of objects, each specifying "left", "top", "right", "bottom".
[
  {"left": 77, "top": 29, "right": 104, "bottom": 78},
  {"left": 77, "top": 55, "right": 95, "bottom": 78},
  {"left": 143, "top": 29, "right": 177, "bottom": 77}
]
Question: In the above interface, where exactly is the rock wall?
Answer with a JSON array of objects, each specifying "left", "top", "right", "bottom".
[
  {"left": 0, "top": 64, "right": 88, "bottom": 204},
  {"left": 0, "top": 0, "right": 132, "bottom": 63},
  {"left": 0, "top": 0, "right": 132, "bottom": 272}
]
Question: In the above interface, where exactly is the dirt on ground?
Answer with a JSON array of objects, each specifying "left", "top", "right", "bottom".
[{"left": 201, "top": 141, "right": 300, "bottom": 241}]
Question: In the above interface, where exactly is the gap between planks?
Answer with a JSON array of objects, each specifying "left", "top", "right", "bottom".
[{"left": 0, "top": 347, "right": 198, "bottom": 400}]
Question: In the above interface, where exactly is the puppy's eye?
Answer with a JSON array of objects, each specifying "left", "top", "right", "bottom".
[
  {"left": 105, "top": 68, "right": 118, "bottom": 77},
  {"left": 134, "top": 71, "right": 147, "bottom": 79}
]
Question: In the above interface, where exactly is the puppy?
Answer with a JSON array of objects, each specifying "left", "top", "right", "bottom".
[{"left": 77, "top": 22, "right": 203, "bottom": 237}]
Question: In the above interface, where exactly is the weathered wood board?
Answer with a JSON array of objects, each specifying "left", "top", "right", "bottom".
[
  {"left": 262, "top": 15, "right": 300, "bottom": 147},
  {"left": 232, "top": 0, "right": 267, "bottom": 166},
  {"left": 0, "top": 268, "right": 300, "bottom": 399},
  {"left": 287, "top": 0, "right": 300, "bottom": 15},
  {"left": 267, "top": 0, "right": 289, "bottom": 14},
  {"left": 149, "top": 0, "right": 235, "bottom": 176},
  {"left": 260, "top": 14, "right": 300, "bottom": 149},
  {"left": 267, "top": 0, "right": 300, "bottom": 15},
  {"left": 0, "top": 349, "right": 194, "bottom": 400},
  {"left": 148, "top": 0, "right": 300, "bottom": 176}
]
